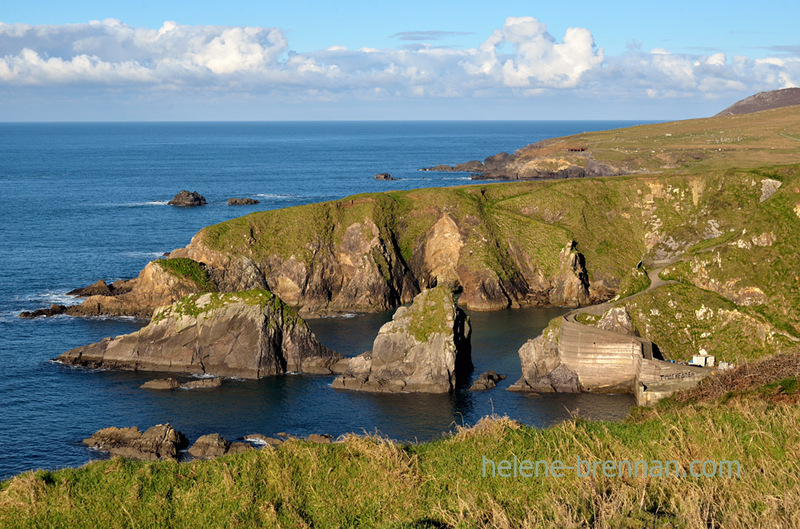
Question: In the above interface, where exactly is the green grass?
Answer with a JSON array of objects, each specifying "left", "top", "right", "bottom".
[
  {"left": 402, "top": 285, "right": 453, "bottom": 342},
  {"left": 3, "top": 380, "right": 799, "bottom": 527},
  {"left": 617, "top": 263, "right": 652, "bottom": 299},
  {"left": 154, "top": 258, "right": 217, "bottom": 292}
]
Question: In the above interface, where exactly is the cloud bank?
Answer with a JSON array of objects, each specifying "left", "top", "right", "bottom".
[{"left": 0, "top": 16, "right": 798, "bottom": 104}]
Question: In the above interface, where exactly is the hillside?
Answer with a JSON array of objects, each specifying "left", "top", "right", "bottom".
[
  {"left": 715, "top": 87, "right": 800, "bottom": 117},
  {"left": 426, "top": 104, "right": 800, "bottom": 179}
]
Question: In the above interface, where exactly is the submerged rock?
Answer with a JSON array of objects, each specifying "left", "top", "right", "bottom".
[
  {"left": 19, "top": 304, "right": 67, "bottom": 318},
  {"left": 168, "top": 190, "right": 206, "bottom": 207},
  {"left": 56, "top": 290, "right": 343, "bottom": 379},
  {"left": 140, "top": 377, "right": 222, "bottom": 390},
  {"left": 83, "top": 424, "right": 188, "bottom": 461},
  {"left": 332, "top": 286, "right": 472, "bottom": 393},
  {"left": 227, "top": 197, "right": 260, "bottom": 206}
]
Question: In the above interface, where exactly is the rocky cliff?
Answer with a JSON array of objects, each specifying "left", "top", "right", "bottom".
[
  {"left": 55, "top": 290, "right": 343, "bottom": 378},
  {"left": 332, "top": 286, "right": 472, "bottom": 393}
]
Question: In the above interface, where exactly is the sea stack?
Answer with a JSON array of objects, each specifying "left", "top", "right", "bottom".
[{"left": 332, "top": 285, "right": 472, "bottom": 393}]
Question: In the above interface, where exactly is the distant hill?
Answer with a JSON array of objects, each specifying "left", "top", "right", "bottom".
[{"left": 715, "top": 87, "right": 800, "bottom": 117}]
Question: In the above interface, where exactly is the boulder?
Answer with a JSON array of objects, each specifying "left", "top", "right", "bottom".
[
  {"left": 227, "top": 197, "right": 260, "bottom": 206},
  {"left": 307, "top": 434, "right": 333, "bottom": 444},
  {"left": 168, "top": 190, "right": 206, "bottom": 207},
  {"left": 332, "top": 286, "right": 472, "bottom": 393},
  {"left": 374, "top": 173, "right": 396, "bottom": 181},
  {"left": 83, "top": 424, "right": 188, "bottom": 461},
  {"left": 56, "top": 290, "right": 343, "bottom": 379},
  {"left": 469, "top": 371, "right": 506, "bottom": 391},
  {"left": 188, "top": 433, "right": 229, "bottom": 459}
]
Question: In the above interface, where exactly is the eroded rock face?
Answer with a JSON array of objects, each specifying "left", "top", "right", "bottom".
[
  {"left": 56, "top": 261, "right": 206, "bottom": 319},
  {"left": 508, "top": 324, "right": 581, "bottom": 393},
  {"left": 596, "top": 307, "right": 638, "bottom": 336},
  {"left": 332, "top": 286, "right": 472, "bottom": 393},
  {"left": 550, "top": 242, "right": 592, "bottom": 307},
  {"left": 56, "top": 290, "right": 343, "bottom": 378},
  {"left": 83, "top": 424, "right": 188, "bottom": 461},
  {"left": 168, "top": 190, "right": 206, "bottom": 207}
]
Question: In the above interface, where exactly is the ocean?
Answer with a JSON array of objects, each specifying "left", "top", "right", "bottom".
[{"left": 0, "top": 121, "right": 648, "bottom": 479}]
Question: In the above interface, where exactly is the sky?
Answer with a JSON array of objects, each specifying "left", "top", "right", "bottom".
[{"left": 1, "top": 0, "right": 799, "bottom": 121}]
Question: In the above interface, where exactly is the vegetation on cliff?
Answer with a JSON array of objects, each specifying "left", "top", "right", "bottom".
[
  {"left": 3, "top": 353, "right": 799, "bottom": 527},
  {"left": 154, "top": 258, "right": 217, "bottom": 293}
]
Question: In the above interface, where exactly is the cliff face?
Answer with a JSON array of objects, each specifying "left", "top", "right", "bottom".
[
  {"left": 332, "top": 286, "right": 472, "bottom": 393},
  {"left": 55, "top": 290, "right": 343, "bottom": 378}
]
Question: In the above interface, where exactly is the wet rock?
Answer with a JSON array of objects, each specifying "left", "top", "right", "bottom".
[
  {"left": 227, "top": 197, "right": 260, "bottom": 206},
  {"left": 374, "top": 173, "right": 396, "bottom": 181},
  {"left": 332, "top": 286, "right": 472, "bottom": 393},
  {"left": 140, "top": 377, "right": 222, "bottom": 390},
  {"left": 83, "top": 424, "right": 188, "bottom": 461},
  {"left": 168, "top": 190, "right": 206, "bottom": 207},
  {"left": 244, "top": 434, "right": 283, "bottom": 446},
  {"left": 181, "top": 378, "right": 222, "bottom": 389},
  {"left": 19, "top": 304, "right": 67, "bottom": 318},
  {"left": 469, "top": 371, "right": 506, "bottom": 391},
  {"left": 140, "top": 378, "right": 181, "bottom": 390}
]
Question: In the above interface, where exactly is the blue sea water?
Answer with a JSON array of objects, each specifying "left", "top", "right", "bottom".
[{"left": 0, "top": 121, "right": 647, "bottom": 479}]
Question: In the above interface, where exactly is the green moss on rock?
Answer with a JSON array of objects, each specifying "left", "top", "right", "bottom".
[{"left": 154, "top": 258, "right": 216, "bottom": 292}]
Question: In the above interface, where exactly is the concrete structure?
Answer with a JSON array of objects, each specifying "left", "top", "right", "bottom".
[{"left": 557, "top": 319, "right": 713, "bottom": 405}]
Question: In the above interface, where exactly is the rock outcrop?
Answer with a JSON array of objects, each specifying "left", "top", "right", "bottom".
[
  {"left": 168, "top": 190, "right": 206, "bottom": 207},
  {"left": 23, "top": 260, "right": 212, "bottom": 319},
  {"left": 423, "top": 150, "right": 617, "bottom": 180},
  {"left": 83, "top": 424, "right": 188, "bottom": 461},
  {"left": 469, "top": 371, "right": 506, "bottom": 391},
  {"left": 332, "top": 286, "right": 472, "bottom": 393},
  {"left": 56, "top": 290, "right": 343, "bottom": 378},
  {"left": 509, "top": 323, "right": 581, "bottom": 393},
  {"left": 228, "top": 197, "right": 260, "bottom": 206},
  {"left": 374, "top": 173, "right": 396, "bottom": 181},
  {"left": 140, "top": 377, "right": 222, "bottom": 390}
]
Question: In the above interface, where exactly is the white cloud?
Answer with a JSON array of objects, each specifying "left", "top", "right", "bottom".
[{"left": 0, "top": 17, "right": 798, "bottom": 104}]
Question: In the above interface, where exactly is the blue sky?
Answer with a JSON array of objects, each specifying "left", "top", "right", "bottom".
[{"left": 1, "top": 0, "right": 799, "bottom": 120}]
